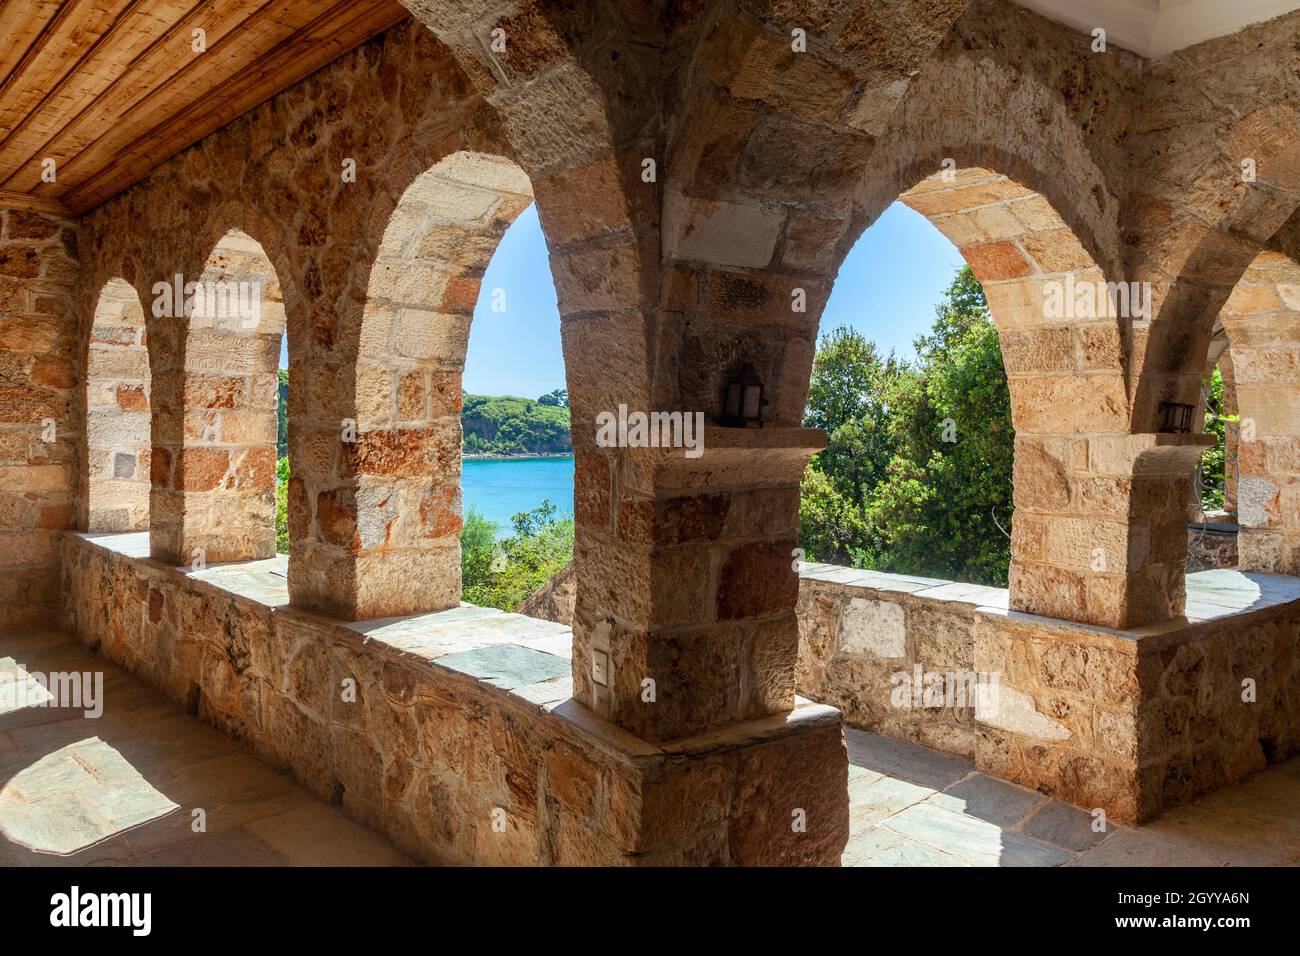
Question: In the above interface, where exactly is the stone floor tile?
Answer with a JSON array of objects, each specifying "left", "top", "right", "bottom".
[
  {"left": 847, "top": 761, "right": 884, "bottom": 785},
  {"left": 842, "top": 824, "right": 905, "bottom": 865},
  {"left": 1018, "top": 800, "right": 1109, "bottom": 851},
  {"left": 126, "top": 827, "right": 291, "bottom": 867},
  {"left": 844, "top": 727, "right": 973, "bottom": 789},
  {"left": 848, "top": 775, "right": 936, "bottom": 831},
  {"left": 1141, "top": 802, "right": 1300, "bottom": 866},
  {"left": 884, "top": 803, "right": 1073, "bottom": 867},
  {"left": 243, "top": 803, "right": 414, "bottom": 866},
  {"left": 859, "top": 835, "right": 973, "bottom": 867},
  {"left": 1068, "top": 829, "right": 1223, "bottom": 867},
  {"left": 0, "top": 791, "right": 119, "bottom": 854},
  {"left": 927, "top": 773, "right": 1044, "bottom": 828}
]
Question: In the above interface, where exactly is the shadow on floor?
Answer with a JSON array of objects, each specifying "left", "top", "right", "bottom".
[{"left": 0, "top": 624, "right": 413, "bottom": 867}]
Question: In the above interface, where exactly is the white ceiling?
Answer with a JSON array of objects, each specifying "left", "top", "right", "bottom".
[{"left": 1014, "top": 0, "right": 1300, "bottom": 59}]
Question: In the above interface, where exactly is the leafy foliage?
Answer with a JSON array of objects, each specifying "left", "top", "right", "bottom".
[
  {"left": 277, "top": 368, "right": 288, "bottom": 458},
  {"left": 537, "top": 388, "right": 569, "bottom": 408},
  {"left": 1199, "top": 366, "right": 1231, "bottom": 512},
  {"left": 461, "top": 501, "right": 574, "bottom": 611},
  {"left": 275, "top": 455, "right": 290, "bottom": 554},
  {"left": 462, "top": 393, "right": 572, "bottom": 455},
  {"left": 799, "top": 265, "right": 1015, "bottom": 585}
]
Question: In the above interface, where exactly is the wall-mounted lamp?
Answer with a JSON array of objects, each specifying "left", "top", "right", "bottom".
[
  {"left": 723, "top": 364, "right": 766, "bottom": 428},
  {"left": 1158, "top": 401, "right": 1194, "bottom": 434}
]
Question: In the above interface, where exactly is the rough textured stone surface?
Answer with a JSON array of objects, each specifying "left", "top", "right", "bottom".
[
  {"left": 796, "top": 566, "right": 999, "bottom": 758},
  {"left": 973, "top": 575, "right": 1300, "bottom": 824},
  {"left": 0, "top": 210, "right": 79, "bottom": 629},
  {"left": 60, "top": 532, "right": 849, "bottom": 865},
  {"left": 0, "top": 0, "right": 1298, "bottom": 851}
]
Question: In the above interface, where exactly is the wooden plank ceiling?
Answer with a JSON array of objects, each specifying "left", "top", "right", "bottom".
[{"left": 0, "top": 0, "right": 410, "bottom": 217}]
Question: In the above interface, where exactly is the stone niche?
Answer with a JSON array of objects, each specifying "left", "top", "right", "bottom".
[{"left": 60, "top": 532, "right": 849, "bottom": 865}]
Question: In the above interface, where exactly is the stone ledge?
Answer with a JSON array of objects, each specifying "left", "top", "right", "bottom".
[{"left": 61, "top": 530, "right": 850, "bottom": 865}]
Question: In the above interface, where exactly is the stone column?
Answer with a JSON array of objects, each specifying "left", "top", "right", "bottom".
[
  {"left": 150, "top": 233, "right": 283, "bottom": 566},
  {"left": 570, "top": 427, "right": 824, "bottom": 742},
  {"left": 1220, "top": 251, "right": 1300, "bottom": 574},
  {"left": 1010, "top": 433, "right": 1211, "bottom": 629}
]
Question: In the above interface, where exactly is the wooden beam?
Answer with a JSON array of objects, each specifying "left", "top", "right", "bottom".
[{"left": 0, "top": 188, "right": 73, "bottom": 218}]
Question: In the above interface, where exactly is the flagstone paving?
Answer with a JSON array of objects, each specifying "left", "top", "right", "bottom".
[
  {"left": 3, "top": 615, "right": 1297, "bottom": 867},
  {"left": 0, "top": 625, "right": 413, "bottom": 867},
  {"left": 842, "top": 727, "right": 1300, "bottom": 866}
]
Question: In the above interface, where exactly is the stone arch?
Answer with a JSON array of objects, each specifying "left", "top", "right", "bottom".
[
  {"left": 1217, "top": 249, "right": 1300, "bottom": 574},
  {"left": 832, "top": 158, "right": 1151, "bottom": 627},
  {"left": 1129, "top": 103, "right": 1300, "bottom": 431},
  {"left": 895, "top": 166, "right": 1128, "bottom": 435},
  {"left": 84, "top": 277, "right": 151, "bottom": 532},
  {"left": 299, "top": 151, "right": 534, "bottom": 620},
  {"left": 150, "top": 228, "right": 286, "bottom": 565}
]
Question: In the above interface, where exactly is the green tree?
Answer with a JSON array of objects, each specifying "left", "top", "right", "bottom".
[
  {"left": 814, "top": 331, "right": 904, "bottom": 492},
  {"left": 461, "top": 501, "right": 574, "bottom": 611},
  {"left": 799, "top": 265, "right": 1015, "bottom": 585},
  {"left": 538, "top": 388, "right": 568, "bottom": 408},
  {"left": 1199, "top": 366, "right": 1230, "bottom": 512},
  {"left": 275, "top": 455, "right": 290, "bottom": 554},
  {"left": 277, "top": 368, "right": 288, "bottom": 457}
]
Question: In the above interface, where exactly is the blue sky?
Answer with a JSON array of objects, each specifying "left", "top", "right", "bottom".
[{"left": 279, "top": 200, "right": 964, "bottom": 380}]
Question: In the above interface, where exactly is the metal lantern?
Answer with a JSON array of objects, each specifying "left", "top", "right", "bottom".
[
  {"left": 1158, "top": 401, "right": 1194, "bottom": 434},
  {"left": 723, "top": 364, "right": 765, "bottom": 427}
]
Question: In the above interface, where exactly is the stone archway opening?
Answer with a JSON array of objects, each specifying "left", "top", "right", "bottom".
[
  {"left": 85, "top": 277, "right": 151, "bottom": 532},
  {"left": 1216, "top": 249, "right": 1300, "bottom": 575},
  {"left": 459, "top": 202, "right": 574, "bottom": 614},
  {"left": 798, "top": 196, "right": 1013, "bottom": 586},
  {"left": 299, "top": 151, "right": 536, "bottom": 620}
]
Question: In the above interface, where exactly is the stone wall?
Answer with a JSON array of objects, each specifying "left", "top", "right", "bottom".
[
  {"left": 0, "top": 210, "right": 79, "bottom": 628},
  {"left": 796, "top": 560, "right": 1300, "bottom": 824},
  {"left": 1186, "top": 524, "right": 1239, "bottom": 572},
  {"left": 61, "top": 532, "right": 849, "bottom": 865},
  {"left": 976, "top": 580, "right": 1300, "bottom": 824},
  {"left": 796, "top": 566, "right": 1006, "bottom": 758}
]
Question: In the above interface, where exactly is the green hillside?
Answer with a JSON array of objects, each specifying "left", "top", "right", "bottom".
[
  {"left": 274, "top": 378, "right": 573, "bottom": 458},
  {"left": 462, "top": 392, "right": 572, "bottom": 456}
]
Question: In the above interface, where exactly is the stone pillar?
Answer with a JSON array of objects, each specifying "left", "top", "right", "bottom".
[
  {"left": 1220, "top": 251, "right": 1300, "bottom": 574},
  {"left": 1010, "top": 433, "right": 1211, "bottom": 629},
  {"left": 570, "top": 427, "right": 824, "bottom": 743},
  {"left": 150, "top": 232, "right": 283, "bottom": 566}
]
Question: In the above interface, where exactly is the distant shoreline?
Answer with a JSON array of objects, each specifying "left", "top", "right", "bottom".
[{"left": 462, "top": 452, "right": 574, "bottom": 461}]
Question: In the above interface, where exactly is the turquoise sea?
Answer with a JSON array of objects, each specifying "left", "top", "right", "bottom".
[{"left": 461, "top": 456, "right": 575, "bottom": 534}]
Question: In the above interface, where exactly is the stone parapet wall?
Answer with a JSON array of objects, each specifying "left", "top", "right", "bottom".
[
  {"left": 1185, "top": 524, "right": 1239, "bottom": 572},
  {"left": 796, "top": 564, "right": 1009, "bottom": 758},
  {"left": 796, "top": 561, "right": 1300, "bottom": 824},
  {"left": 975, "top": 576, "right": 1300, "bottom": 824},
  {"left": 60, "top": 532, "right": 848, "bottom": 865}
]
